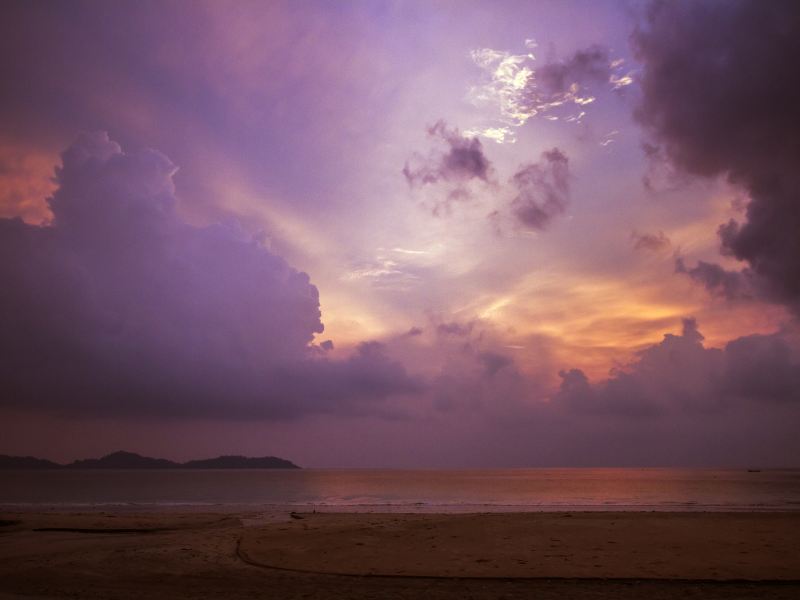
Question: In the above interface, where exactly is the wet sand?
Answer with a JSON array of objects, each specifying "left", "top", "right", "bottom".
[{"left": 1, "top": 510, "right": 799, "bottom": 599}]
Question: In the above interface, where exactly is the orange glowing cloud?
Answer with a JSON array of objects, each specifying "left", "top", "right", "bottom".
[{"left": 0, "top": 143, "right": 58, "bottom": 224}]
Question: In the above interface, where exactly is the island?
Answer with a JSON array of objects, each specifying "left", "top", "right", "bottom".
[{"left": 0, "top": 450, "right": 300, "bottom": 469}]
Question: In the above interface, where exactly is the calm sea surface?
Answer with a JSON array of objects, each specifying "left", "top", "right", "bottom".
[{"left": 1, "top": 469, "right": 799, "bottom": 512}]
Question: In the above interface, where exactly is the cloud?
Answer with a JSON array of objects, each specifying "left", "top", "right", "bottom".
[
  {"left": 437, "top": 321, "right": 475, "bottom": 337},
  {"left": 379, "top": 315, "right": 800, "bottom": 466},
  {"left": 467, "top": 41, "right": 633, "bottom": 142},
  {"left": 0, "top": 144, "right": 56, "bottom": 224},
  {"left": 633, "top": 0, "right": 800, "bottom": 314},
  {"left": 343, "top": 255, "right": 422, "bottom": 291},
  {"left": 402, "top": 120, "right": 492, "bottom": 187},
  {"left": 403, "top": 123, "right": 571, "bottom": 231},
  {"left": 403, "top": 120, "right": 495, "bottom": 216},
  {"left": 0, "top": 133, "right": 420, "bottom": 419},
  {"left": 426, "top": 321, "right": 533, "bottom": 413},
  {"left": 557, "top": 318, "right": 800, "bottom": 417},
  {"left": 509, "top": 148, "right": 570, "bottom": 231},
  {"left": 723, "top": 332, "right": 800, "bottom": 402},
  {"left": 534, "top": 45, "right": 612, "bottom": 97},
  {"left": 477, "top": 351, "right": 514, "bottom": 377},
  {"left": 631, "top": 230, "right": 670, "bottom": 252},
  {"left": 674, "top": 258, "right": 754, "bottom": 301}
]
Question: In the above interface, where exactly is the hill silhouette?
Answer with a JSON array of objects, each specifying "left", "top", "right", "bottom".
[
  {"left": 0, "top": 455, "right": 62, "bottom": 470},
  {"left": 0, "top": 451, "right": 300, "bottom": 469}
]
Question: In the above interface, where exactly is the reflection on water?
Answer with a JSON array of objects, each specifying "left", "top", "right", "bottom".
[{"left": 1, "top": 468, "right": 799, "bottom": 511}]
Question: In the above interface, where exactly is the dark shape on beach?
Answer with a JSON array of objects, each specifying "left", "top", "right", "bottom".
[
  {"left": 32, "top": 527, "right": 167, "bottom": 535},
  {"left": 0, "top": 451, "right": 300, "bottom": 470}
]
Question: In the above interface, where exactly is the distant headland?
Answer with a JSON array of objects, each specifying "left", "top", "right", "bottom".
[{"left": 0, "top": 450, "right": 300, "bottom": 470}]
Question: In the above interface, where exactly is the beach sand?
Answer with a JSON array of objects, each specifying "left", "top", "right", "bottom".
[{"left": 1, "top": 510, "right": 799, "bottom": 599}]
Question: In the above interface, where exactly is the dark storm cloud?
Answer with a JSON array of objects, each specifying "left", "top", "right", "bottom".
[
  {"left": 674, "top": 258, "right": 753, "bottom": 301},
  {"left": 631, "top": 230, "right": 670, "bottom": 252},
  {"left": 0, "top": 133, "right": 420, "bottom": 419},
  {"left": 509, "top": 148, "right": 570, "bottom": 231},
  {"left": 557, "top": 318, "right": 800, "bottom": 416},
  {"left": 402, "top": 120, "right": 492, "bottom": 187},
  {"left": 723, "top": 332, "right": 800, "bottom": 403},
  {"left": 633, "top": 0, "right": 800, "bottom": 314}
]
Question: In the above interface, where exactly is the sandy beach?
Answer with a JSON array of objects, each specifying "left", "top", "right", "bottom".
[{"left": 1, "top": 510, "right": 799, "bottom": 599}]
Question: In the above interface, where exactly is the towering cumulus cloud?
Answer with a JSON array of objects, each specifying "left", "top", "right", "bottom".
[
  {"left": 0, "top": 133, "right": 419, "bottom": 418},
  {"left": 633, "top": 0, "right": 800, "bottom": 313},
  {"left": 558, "top": 319, "right": 800, "bottom": 416}
]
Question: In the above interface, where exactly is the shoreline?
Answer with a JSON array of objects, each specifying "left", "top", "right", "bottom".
[
  {"left": 1, "top": 509, "right": 799, "bottom": 599},
  {"left": 3, "top": 502, "right": 800, "bottom": 514}
]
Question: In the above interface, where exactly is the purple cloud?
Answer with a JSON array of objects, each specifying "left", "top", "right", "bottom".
[
  {"left": 510, "top": 148, "right": 570, "bottom": 231},
  {"left": 0, "top": 133, "right": 420, "bottom": 419},
  {"left": 557, "top": 318, "right": 800, "bottom": 417},
  {"left": 404, "top": 125, "right": 571, "bottom": 230},
  {"left": 477, "top": 351, "right": 514, "bottom": 378},
  {"left": 468, "top": 41, "right": 632, "bottom": 142},
  {"left": 402, "top": 121, "right": 495, "bottom": 215},
  {"left": 437, "top": 321, "right": 475, "bottom": 337},
  {"left": 633, "top": 0, "right": 800, "bottom": 314},
  {"left": 534, "top": 45, "right": 612, "bottom": 98},
  {"left": 631, "top": 230, "right": 670, "bottom": 252},
  {"left": 403, "top": 120, "right": 492, "bottom": 187},
  {"left": 674, "top": 258, "right": 754, "bottom": 301}
]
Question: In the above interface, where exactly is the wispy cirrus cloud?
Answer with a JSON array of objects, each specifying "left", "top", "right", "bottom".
[{"left": 465, "top": 40, "right": 634, "bottom": 143}]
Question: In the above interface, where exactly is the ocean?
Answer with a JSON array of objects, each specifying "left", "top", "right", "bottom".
[{"left": 2, "top": 468, "right": 799, "bottom": 512}]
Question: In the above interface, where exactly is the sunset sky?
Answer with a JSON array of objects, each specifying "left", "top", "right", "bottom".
[{"left": 2, "top": 0, "right": 799, "bottom": 467}]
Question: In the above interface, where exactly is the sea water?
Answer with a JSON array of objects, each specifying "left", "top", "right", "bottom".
[{"left": 1, "top": 468, "right": 799, "bottom": 512}]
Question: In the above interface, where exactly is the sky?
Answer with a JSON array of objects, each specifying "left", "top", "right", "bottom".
[{"left": 1, "top": 0, "right": 799, "bottom": 467}]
